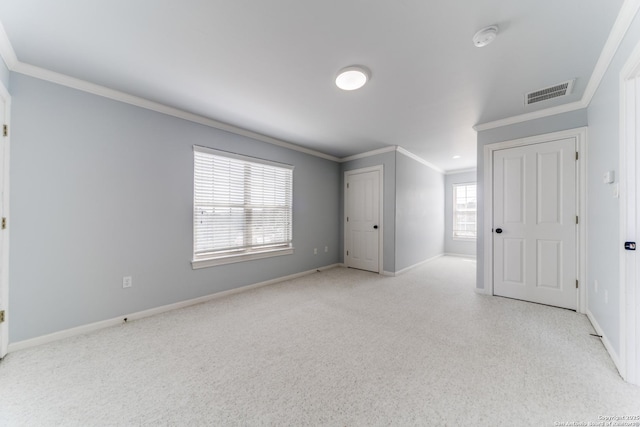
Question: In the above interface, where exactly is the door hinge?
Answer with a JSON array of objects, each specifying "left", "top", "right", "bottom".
[
  {"left": 576, "top": 216, "right": 579, "bottom": 225},
  {"left": 2, "top": 125, "right": 6, "bottom": 137},
  {"left": 575, "top": 151, "right": 578, "bottom": 160},
  {"left": 346, "top": 183, "right": 349, "bottom": 189},
  {"left": 346, "top": 250, "right": 349, "bottom": 256},
  {"left": 576, "top": 280, "right": 579, "bottom": 289},
  {"left": 346, "top": 217, "right": 349, "bottom": 222},
  {"left": 2, "top": 217, "right": 6, "bottom": 230},
  {"left": 0, "top": 310, "right": 4, "bottom": 323}
]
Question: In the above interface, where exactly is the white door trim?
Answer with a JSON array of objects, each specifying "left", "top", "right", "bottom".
[
  {"left": 482, "top": 127, "right": 587, "bottom": 314},
  {"left": 344, "top": 165, "right": 384, "bottom": 274},
  {"left": 619, "top": 39, "right": 640, "bottom": 385},
  {"left": 0, "top": 80, "right": 10, "bottom": 359}
]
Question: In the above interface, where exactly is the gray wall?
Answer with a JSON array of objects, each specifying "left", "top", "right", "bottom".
[
  {"left": 586, "top": 12, "right": 640, "bottom": 355},
  {"left": 395, "top": 152, "right": 444, "bottom": 271},
  {"left": 444, "top": 171, "right": 477, "bottom": 257},
  {"left": 340, "top": 150, "right": 446, "bottom": 273},
  {"left": 476, "top": 109, "right": 589, "bottom": 147},
  {"left": 340, "top": 151, "right": 396, "bottom": 273},
  {"left": 9, "top": 73, "right": 341, "bottom": 342},
  {"left": 475, "top": 108, "right": 588, "bottom": 291}
]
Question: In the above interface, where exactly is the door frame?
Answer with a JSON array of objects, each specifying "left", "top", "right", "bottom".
[
  {"left": 0, "top": 80, "right": 10, "bottom": 359},
  {"left": 619, "top": 39, "right": 640, "bottom": 385},
  {"left": 482, "top": 127, "right": 587, "bottom": 314},
  {"left": 344, "top": 165, "right": 384, "bottom": 274}
]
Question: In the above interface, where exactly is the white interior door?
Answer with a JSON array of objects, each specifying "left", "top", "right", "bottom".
[
  {"left": 345, "top": 168, "right": 381, "bottom": 273},
  {"left": 622, "top": 68, "right": 640, "bottom": 385},
  {"left": 0, "top": 85, "right": 7, "bottom": 359},
  {"left": 493, "top": 138, "right": 577, "bottom": 310}
]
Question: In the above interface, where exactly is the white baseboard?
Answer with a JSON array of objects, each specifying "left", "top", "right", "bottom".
[
  {"left": 8, "top": 263, "right": 341, "bottom": 353},
  {"left": 444, "top": 252, "right": 476, "bottom": 259},
  {"left": 384, "top": 254, "right": 444, "bottom": 277},
  {"left": 586, "top": 308, "right": 623, "bottom": 377},
  {"left": 474, "top": 287, "right": 491, "bottom": 295}
]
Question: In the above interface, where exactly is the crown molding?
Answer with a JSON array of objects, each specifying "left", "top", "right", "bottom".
[
  {"left": 13, "top": 62, "right": 341, "bottom": 162},
  {"left": 338, "top": 145, "right": 449, "bottom": 175},
  {"left": 445, "top": 167, "right": 477, "bottom": 175},
  {"left": 473, "top": 100, "right": 585, "bottom": 132},
  {"left": 396, "top": 147, "right": 445, "bottom": 174},
  {"left": 582, "top": 0, "right": 640, "bottom": 104},
  {"left": 474, "top": 0, "right": 640, "bottom": 132},
  {"left": 0, "top": 20, "right": 17, "bottom": 69},
  {"left": 339, "top": 146, "right": 397, "bottom": 162},
  {"left": 0, "top": 26, "right": 340, "bottom": 163}
]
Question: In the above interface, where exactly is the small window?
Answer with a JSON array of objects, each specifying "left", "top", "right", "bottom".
[
  {"left": 453, "top": 183, "right": 477, "bottom": 240},
  {"left": 192, "top": 146, "right": 294, "bottom": 269}
]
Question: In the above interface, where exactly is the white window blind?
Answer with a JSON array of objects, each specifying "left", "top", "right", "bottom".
[
  {"left": 453, "top": 183, "right": 477, "bottom": 239},
  {"left": 193, "top": 146, "right": 293, "bottom": 268}
]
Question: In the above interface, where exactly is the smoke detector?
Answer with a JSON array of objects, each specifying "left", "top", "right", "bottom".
[{"left": 473, "top": 25, "right": 499, "bottom": 47}]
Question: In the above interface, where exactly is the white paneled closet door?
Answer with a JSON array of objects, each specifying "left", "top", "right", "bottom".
[
  {"left": 345, "top": 169, "right": 380, "bottom": 273},
  {"left": 493, "top": 138, "right": 577, "bottom": 310}
]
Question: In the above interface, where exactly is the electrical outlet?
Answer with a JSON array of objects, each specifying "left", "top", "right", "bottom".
[
  {"left": 313, "top": 248, "right": 317, "bottom": 255},
  {"left": 123, "top": 276, "right": 132, "bottom": 289},
  {"left": 325, "top": 246, "right": 328, "bottom": 253}
]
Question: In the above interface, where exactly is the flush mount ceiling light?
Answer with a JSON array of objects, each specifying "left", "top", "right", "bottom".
[
  {"left": 336, "top": 66, "right": 370, "bottom": 91},
  {"left": 452, "top": 155, "right": 461, "bottom": 159},
  {"left": 473, "top": 25, "right": 499, "bottom": 48}
]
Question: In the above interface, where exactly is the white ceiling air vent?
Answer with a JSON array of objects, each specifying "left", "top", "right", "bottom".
[{"left": 525, "top": 79, "right": 575, "bottom": 105}]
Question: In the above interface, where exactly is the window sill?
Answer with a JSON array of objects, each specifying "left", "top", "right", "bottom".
[
  {"left": 453, "top": 237, "right": 477, "bottom": 241},
  {"left": 192, "top": 247, "right": 294, "bottom": 269}
]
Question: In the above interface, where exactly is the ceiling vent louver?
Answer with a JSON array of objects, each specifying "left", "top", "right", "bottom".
[{"left": 525, "top": 80, "right": 575, "bottom": 105}]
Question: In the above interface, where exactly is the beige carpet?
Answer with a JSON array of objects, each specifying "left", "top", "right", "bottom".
[{"left": 1, "top": 256, "right": 639, "bottom": 426}]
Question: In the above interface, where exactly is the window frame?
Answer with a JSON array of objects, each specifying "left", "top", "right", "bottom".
[
  {"left": 192, "top": 145, "right": 294, "bottom": 269},
  {"left": 452, "top": 182, "right": 477, "bottom": 241}
]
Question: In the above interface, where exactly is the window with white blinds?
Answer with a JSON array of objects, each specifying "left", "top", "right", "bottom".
[
  {"left": 453, "top": 182, "right": 477, "bottom": 239},
  {"left": 192, "top": 146, "right": 294, "bottom": 268}
]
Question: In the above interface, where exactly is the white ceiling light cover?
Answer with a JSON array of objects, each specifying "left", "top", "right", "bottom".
[{"left": 336, "top": 66, "right": 370, "bottom": 91}]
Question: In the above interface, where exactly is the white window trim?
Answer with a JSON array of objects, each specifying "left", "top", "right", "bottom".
[
  {"left": 191, "top": 145, "right": 294, "bottom": 269},
  {"left": 452, "top": 182, "right": 477, "bottom": 241},
  {"left": 192, "top": 247, "right": 294, "bottom": 269}
]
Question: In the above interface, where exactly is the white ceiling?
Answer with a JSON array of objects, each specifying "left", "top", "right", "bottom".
[{"left": 0, "top": 0, "right": 626, "bottom": 171}]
